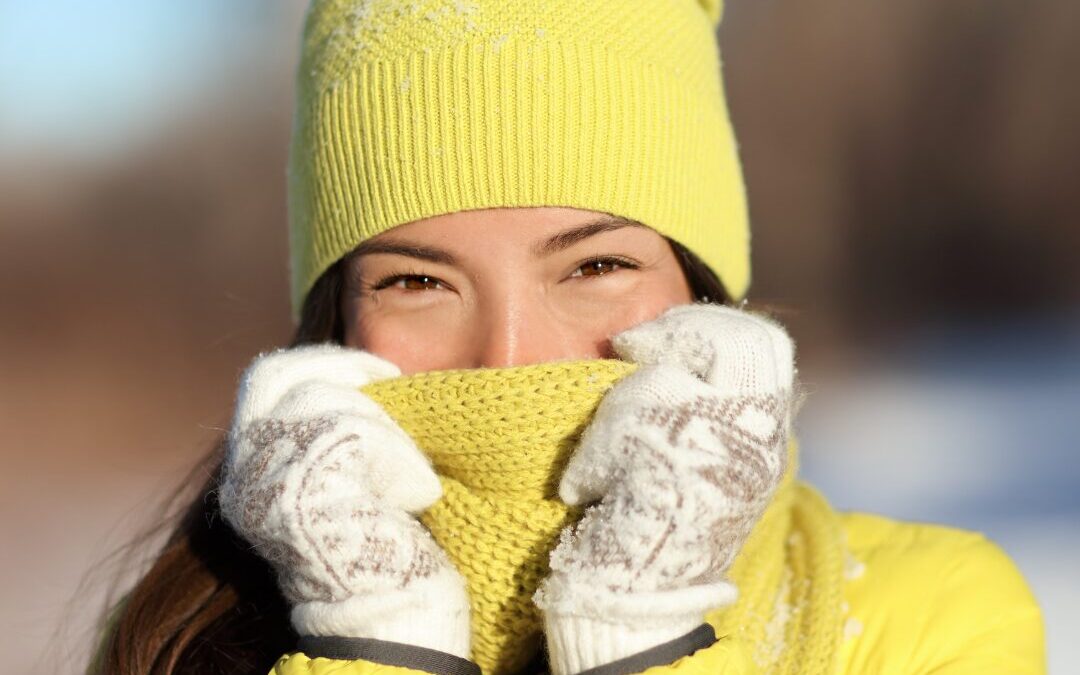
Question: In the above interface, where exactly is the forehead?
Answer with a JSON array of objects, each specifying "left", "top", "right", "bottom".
[
  {"left": 387, "top": 206, "right": 635, "bottom": 237},
  {"left": 360, "top": 208, "right": 657, "bottom": 251}
]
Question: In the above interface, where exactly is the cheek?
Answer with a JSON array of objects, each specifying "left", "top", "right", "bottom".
[
  {"left": 605, "top": 294, "right": 685, "bottom": 337},
  {"left": 346, "top": 310, "right": 462, "bottom": 375},
  {"left": 587, "top": 275, "right": 694, "bottom": 355}
]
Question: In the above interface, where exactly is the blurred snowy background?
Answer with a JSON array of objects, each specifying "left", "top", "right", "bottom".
[
  {"left": 797, "top": 312, "right": 1080, "bottom": 672},
  {"left": 1, "top": 0, "right": 1077, "bottom": 672}
]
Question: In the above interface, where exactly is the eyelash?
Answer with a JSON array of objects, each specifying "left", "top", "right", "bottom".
[
  {"left": 568, "top": 255, "right": 641, "bottom": 278},
  {"left": 368, "top": 268, "right": 444, "bottom": 292},
  {"left": 368, "top": 255, "right": 640, "bottom": 292}
]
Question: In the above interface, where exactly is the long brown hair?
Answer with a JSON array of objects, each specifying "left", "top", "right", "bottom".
[{"left": 89, "top": 238, "right": 734, "bottom": 674}]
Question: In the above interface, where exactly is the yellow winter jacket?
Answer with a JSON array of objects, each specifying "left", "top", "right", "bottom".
[
  {"left": 271, "top": 509, "right": 1044, "bottom": 674},
  {"left": 267, "top": 361, "right": 1045, "bottom": 675}
]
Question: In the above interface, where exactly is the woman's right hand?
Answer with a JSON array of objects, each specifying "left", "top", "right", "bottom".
[{"left": 218, "top": 343, "right": 471, "bottom": 658}]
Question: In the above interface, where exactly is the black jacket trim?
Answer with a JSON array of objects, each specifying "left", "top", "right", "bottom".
[
  {"left": 574, "top": 624, "right": 718, "bottom": 675},
  {"left": 297, "top": 635, "right": 481, "bottom": 675}
]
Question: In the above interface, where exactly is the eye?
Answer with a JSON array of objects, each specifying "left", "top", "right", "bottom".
[
  {"left": 373, "top": 274, "right": 447, "bottom": 291},
  {"left": 568, "top": 256, "right": 639, "bottom": 278}
]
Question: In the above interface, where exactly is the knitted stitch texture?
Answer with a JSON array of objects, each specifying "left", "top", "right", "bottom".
[
  {"left": 288, "top": 0, "right": 749, "bottom": 316},
  {"left": 536, "top": 303, "right": 797, "bottom": 675},
  {"left": 218, "top": 345, "right": 472, "bottom": 655},
  {"left": 362, "top": 359, "right": 635, "bottom": 674},
  {"left": 361, "top": 359, "right": 847, "bottom": 675}
]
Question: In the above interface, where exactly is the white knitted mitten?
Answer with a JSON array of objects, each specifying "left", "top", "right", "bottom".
[
  {"left": 534, "top": 304, "right": 796, "bottom": 675},
  {"left": 218, "top": 344, "right": 471, "bottom": 657}
]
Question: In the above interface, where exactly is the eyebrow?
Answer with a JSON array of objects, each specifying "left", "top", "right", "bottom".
[
  {"left": 532, "top": 216, "right": 645, "bottom": 257},
  {"left": 349, "top": 239, "right": 458, "bottom": 265},
  {"left": 349, "top": 215, "right": 645, "bottom": 265}
]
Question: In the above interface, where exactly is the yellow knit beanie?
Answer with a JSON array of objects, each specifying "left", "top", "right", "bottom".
[{"left": 287, "top": 0, "right": 750, "bottom": 318}]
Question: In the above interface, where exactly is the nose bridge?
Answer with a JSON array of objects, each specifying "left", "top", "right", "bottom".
[{"left": 475, "top": 291, "right": 566, "bottom": 368}]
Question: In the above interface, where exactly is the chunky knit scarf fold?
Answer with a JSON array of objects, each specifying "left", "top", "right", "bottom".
[{"left": 362, "top": 359, "right": 846, "bottom": 675}]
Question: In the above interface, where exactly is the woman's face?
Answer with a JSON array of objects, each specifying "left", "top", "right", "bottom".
[{"left": 342, "top": 207, "right": 694, "bottom": 374}]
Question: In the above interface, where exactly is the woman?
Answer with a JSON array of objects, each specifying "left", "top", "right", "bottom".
[{"left": 90, "top": 1, "right": 1045, "bottom": 674}]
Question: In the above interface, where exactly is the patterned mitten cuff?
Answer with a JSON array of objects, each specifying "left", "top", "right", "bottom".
[
  {"left": 291, "top": 571, "right": 472, "bottom": 657},
  {"left": 536, "top": 578, "right": 735, "bottom": 675}
]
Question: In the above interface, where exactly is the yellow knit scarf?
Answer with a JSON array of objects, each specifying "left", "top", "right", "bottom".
[{"left": 362, "top": 359, "right": 846, "bottom": 675}]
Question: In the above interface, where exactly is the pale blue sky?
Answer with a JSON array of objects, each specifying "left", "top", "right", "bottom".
[{"left": 0, "top": 0, "right": 276, "bottom": 159}]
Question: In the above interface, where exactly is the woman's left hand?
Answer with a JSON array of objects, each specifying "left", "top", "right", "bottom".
[{"left": 533, "top": 303, "right": 798, "bottom": 675}]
